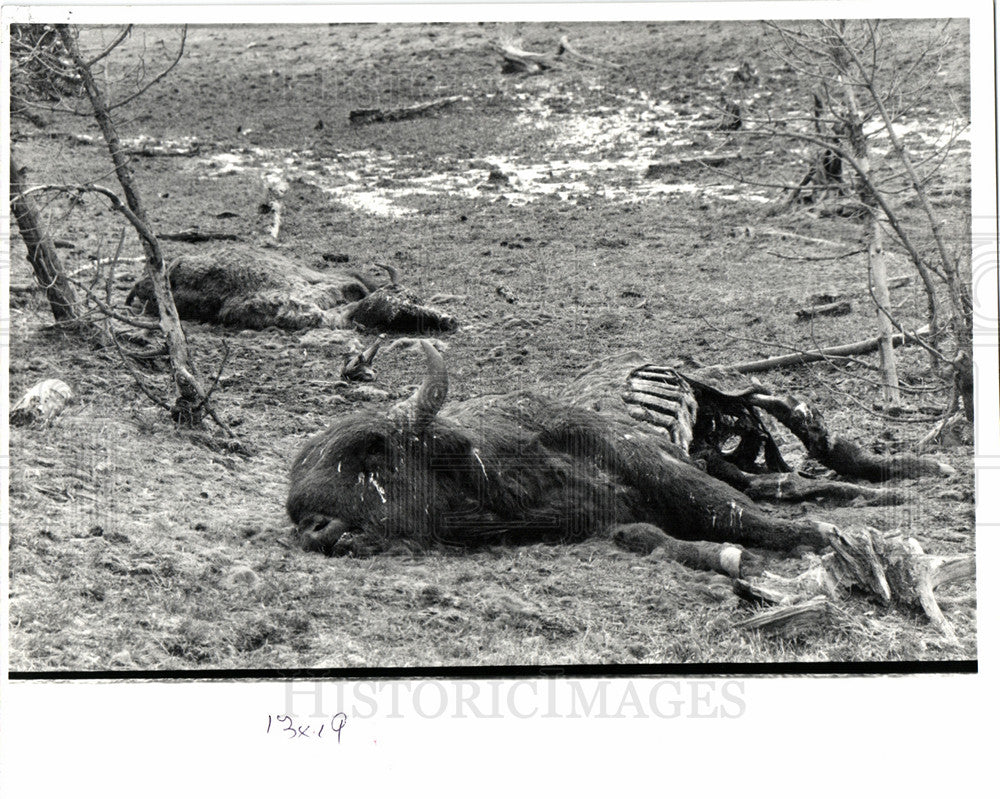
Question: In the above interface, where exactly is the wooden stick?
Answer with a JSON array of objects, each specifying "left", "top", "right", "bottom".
[
  {"left": 805, "top": 275, "right": 912, "bottom": 304},
  {"left": 795, "top": 299, "right": 853, "bottom": 320},
  {"left": 494, "top": 43, "right": 559, "bottom": 74},
  {"left": 349, "top": 95, "right": 463, "bottom": 125},
  {"left": 722, "top": 325, "right": 929, "bottom": 373},
  {"left": 123, "top": 142, "right": 201, "bottom": 158},
  {"left": 158, "top": 229, "right": 241, "bottom": 243},
  {"left": 646, "top": 153, "right": 742, "bottom": 178},
  {"left": 735, "top": 596, "right": 831, "bottom": 636},
  {"left": 557, "top": 36, "right": 623, "bottom": 68}
]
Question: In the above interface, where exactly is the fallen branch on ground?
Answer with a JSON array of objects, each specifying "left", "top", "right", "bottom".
[
  {"left": 917, "top": 411, "right": 969, "bottom": 450},
  {"left": 494, "top": 43, "right": 559, "bottom": 74},
  {"left": 805, "top": 275, "right": 912, "bottom": 303},
  {"left": 721, "top": 325, "right": 930, "bottom": 373},
  {"left": 737, "top": 526, "right": 974, "bottom": 644},
  {"left": 123, "top": 140, "right": 201, "bottom": 157},
  {"left": 158, "top": 229, "right": 241, "bottom": 243},
  {"left": 794, "top": 299, "right": 853, "bottom": 320},
  {"left": 24, "top": 131, "right": 102, "bottom": 146},
  {"left": 349, "top": 95, "right": 463, "bottom": 125},
  {"left": 645, "top": 152, "right": 742, "bottom": 179},
  {"left": 734, "top": 596, "right": 835, "bottom": 636},
  {"left": 556, "top": 35, "right": 624, "bottom": 68},
  {"left": 494, "top": 37, "right": 622, "bottom": 74},
  {"left": 23, "top": 132, "right": 201, "bottom": 159},
  {"left": 794, "top": 275, "right": 912, "bottom": 320}
]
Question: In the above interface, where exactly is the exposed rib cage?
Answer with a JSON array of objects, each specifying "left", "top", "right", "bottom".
[{"left": 622, "top": 365, "right": 699, "bottom": 453}]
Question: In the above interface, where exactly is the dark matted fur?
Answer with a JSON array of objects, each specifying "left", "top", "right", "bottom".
[
  {"left": 128, "top": 246, "right": 457, "bottom": 333},
  {"left": 287, "top": 385, "right": 820, "bottom": 556}
]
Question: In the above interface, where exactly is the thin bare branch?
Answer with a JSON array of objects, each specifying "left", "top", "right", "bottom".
[
  {"left": 767, "top": 248, "right": 866, "bottom": 262},
  {"left": 66, "top": 273, "right": 162, "bottom": 330},
  {"left": 106, "top": 26, "right": 187, "bottom": 112},
  {"left": 105, "top": 319, "right": 171, "bottom": 411},
  {"left": 192, "top": 341, "right": 232, "bottom": 415},
  {"left": 85, "top": 26, "right": 133, "bottom": 67}
]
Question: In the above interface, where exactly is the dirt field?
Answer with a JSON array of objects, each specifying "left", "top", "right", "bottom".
[{"left": 7, "top": 21, "right": 975, "bottom": 669}]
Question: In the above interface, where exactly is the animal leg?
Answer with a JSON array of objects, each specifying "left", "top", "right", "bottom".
[
  {"left": 748, "top": 392, "right": 953, "bottom": 481},
  {"left": 612, "top": 522, "right": 763, "bottom": 578},
  {"left": 698, "top": 451, "right": 904, "bottom": 505},
  {"left": 638, "top": 450, "right": 833, "bottom": 550}
]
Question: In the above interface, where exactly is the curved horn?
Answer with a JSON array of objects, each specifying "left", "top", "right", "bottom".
[
  {"left": 413, "top": 340, "right": 449, "bottom": 426},
  {"left": 390, "top": 340, "right": 448, "bottom": 431},
  {"left": 373, "top": 262, "right": 400, "bottom": 287}
]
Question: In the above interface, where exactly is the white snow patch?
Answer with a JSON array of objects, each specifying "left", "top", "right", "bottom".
[{"left": 187, "top": 90, "right": 964, "bottom": 217}]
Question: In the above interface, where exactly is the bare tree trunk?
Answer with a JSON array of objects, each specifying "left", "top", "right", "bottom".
[
  {"left": 56, "top": 24, "right": 207, "bottom": 425},
  {"left": 868, "top": 209, "right": 902, "bottom": 405},
  {"left": 832, "top": 35, "right": 901, "bottom": 406},
  {"left": 830, "top": 21, "right": 971, "bottom": 400},
  {"left": 9, "top": 152, "right": 79, "bottom": 324}
]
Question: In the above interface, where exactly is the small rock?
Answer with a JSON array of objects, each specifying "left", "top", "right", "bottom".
[
  {"left": 10, "top": 379, "right": 72, "bottom": 426},
  {"left": 486, "top": 168, "right": 510, "bottom": 185},
  {"left": 225, "top": 566, "right": 260, "bottom": 588}
]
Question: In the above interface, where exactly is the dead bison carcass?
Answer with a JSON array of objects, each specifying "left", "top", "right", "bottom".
[
  {"left": 287, "top": 342, "right": 950, "bottom": 564},
  {"left": 127, "top": 246, "right": 458, "bottom": 333}
]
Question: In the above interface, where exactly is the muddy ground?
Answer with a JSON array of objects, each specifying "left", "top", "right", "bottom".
[{"left": 7, "top": 21, "right": 975, "bottom": 669}]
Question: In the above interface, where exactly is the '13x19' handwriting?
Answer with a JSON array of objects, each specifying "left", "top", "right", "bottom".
[{"left": 267, "top": 713, "right": 347, "bottom": 742}]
